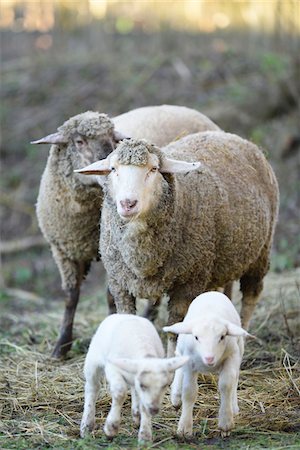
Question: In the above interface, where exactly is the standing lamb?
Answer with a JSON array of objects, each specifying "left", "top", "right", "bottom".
[
  {"left": 33, "top": 106, "right": 220, "bottom": 358},
  {"left": 80, "top": 314, "right": 188, "bottom": 443},
  {"left": 164, "top": 291, "right": 252, "bottom": 437},
  {"left": 76, "top": 131, "right": 279, "bottom": 356}
]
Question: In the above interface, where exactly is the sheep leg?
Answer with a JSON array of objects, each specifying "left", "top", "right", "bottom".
[
  {"left": 167, "top": 285, "right": 198, "bottom": 356},
  {"left": 177, "top": 368, "right": 198, "bottom": 437},
  {"left": 109, "top": 285, "right": 136, "bottom": 314},
  {"left": 138, "top": 404, "right": 152, "bottom": 443},
  {"left": 218, "top": 358, "right": 239, "bottom": 437},
  {"left": 80, "top": 363, "right": 102, "bottom": 437},
  {"left": 171, "top": 366, "right": 183, "bottom": 410},
  {"left": 52, "top": 260, "right": 87, "bottom": 358},
  {"left": 107, "top": 288, "right": 117, "bottom": 314},
  {"left": 142, "top": 298, "right": 161, "bottom": 322},
  {"left": 131, "top": 387, "right": 140, "bottom": 426},
  {"left": 223, "top": 281, "right": 233, "bottom": 300},
  {"left": 240, "top": 245, "right": 270, "bottom": 329},
  {"left": 104, "top": 364, "right": 127, "bottom": 438}
]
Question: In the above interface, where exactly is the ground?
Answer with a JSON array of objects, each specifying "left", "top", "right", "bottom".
[{"left": 1, "top": 13, "right": 300, "bottom": 450}]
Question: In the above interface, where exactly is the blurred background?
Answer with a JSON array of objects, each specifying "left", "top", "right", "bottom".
[{"left": 1, "top": 0, "right": 300, "bottom": 300}]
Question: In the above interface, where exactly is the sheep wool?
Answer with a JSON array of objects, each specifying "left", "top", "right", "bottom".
[
  {"left": 36, "top": 106, "right": 220, "bottom": 357},
  {"left": 99, "top": 131, "right": 279, "bottom": 341}
]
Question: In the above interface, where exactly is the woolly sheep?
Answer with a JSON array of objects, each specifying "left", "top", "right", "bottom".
[
  {"left": 33, "top": 107, "right": 220, "bottom": 357},
  {"left": 80, "top": 314, "right": 188, "bottom": 443},
  {"left": 164, "top": 291, "right": 252, "bottom": 437},
  {"left": 76, "top": 131, "right": 279, "bottom": 357}
]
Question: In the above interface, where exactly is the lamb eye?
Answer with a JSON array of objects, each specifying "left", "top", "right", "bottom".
[
  {"left": 110, "top": 167, "right": 116, "bottom": 172},
  {"left": 195, "top": 336, "right": 198, "bottom": 341},
  {"left": 151, "top": 167, "right": 158, "bottom": 172},
  {"left": 220, "top": 335, "right": 225, "bottom": 341}
]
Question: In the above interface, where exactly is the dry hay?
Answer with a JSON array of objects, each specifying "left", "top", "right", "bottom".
[{"left": 0, "top": 270, "right": 300, "bottom": 447}]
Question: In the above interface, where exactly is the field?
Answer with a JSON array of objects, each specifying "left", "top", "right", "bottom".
[{"left": 1, "top": 3, "right": 300, "bottom": 448}]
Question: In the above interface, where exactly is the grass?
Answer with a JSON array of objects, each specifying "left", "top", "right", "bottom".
[{"left": 0, "top": 269, "right": 299, "bottom": 449}]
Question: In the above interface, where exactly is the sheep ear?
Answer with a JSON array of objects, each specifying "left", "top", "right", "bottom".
[
  {"left": 108, "top": 358, "right": 139, "bottom": 374},
  {"left": 226, "top": 322, "right": 254, "bottom": 338},
  {"left": 160, "top": 158, "right": 201, "bottom": 174},
  {"left": 163, "top": 322, "right": 193, "bottom": 335},
  {"left": 166, "top": 356, "right": 189, "bottom": 372},
  {"left": 113, "top": 130, "right": 130, "bottom": 143},
  {"left": 74, "top": 157, "right": 111, "bottom": 176},
  {"left": 31, "top": 132, "right": 68, "bottom": 145}
]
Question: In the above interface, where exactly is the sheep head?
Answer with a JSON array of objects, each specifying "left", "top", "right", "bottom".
[
  {"left": 75, "top": 138, "right": 201, "bottom": 219},
  {"left": 109, "top": 356, "right": 189, "bottom": 415},
  {"left": 31, "top": 111, "right": 128, "bottom": 185},
  {"left": 164, "top": 319, "right": 250, "bottom": 368}
]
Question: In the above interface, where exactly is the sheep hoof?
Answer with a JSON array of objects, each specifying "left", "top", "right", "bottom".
[
  {"left": 80, "top": 421, "right": 94, "bottom": 438},
  {"left": 104, "top": 420, "right": 119, "bottom": 438},
  {"left": 220, "top": 429, "right": 231, "bottom": 438},
  {"left": 138, "top": 430, "right": 152, "bottom": 443}
]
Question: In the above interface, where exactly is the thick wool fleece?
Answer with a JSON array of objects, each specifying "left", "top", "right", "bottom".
[
  {"left": 58, "top": 111, "right": 114, "bottom": 139},
  {"left": 100, "top": 132, "right": 279, "bottom": 320},
  {"left": 113, "top": 104, "right": 220, "bottom": 147},
  {"left": 37, "top": 108, "right": 219, "bottom": 292}
]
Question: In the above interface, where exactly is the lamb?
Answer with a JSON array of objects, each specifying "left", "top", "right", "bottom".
[
  {"left": 80, "top": 314, "right": 188, "bottom": 443},
  {"left": 76, "top": 131, "right": 279, "bottom": 357},
  {"left": 33, "top": 106, "right": 220, "bottom": 358},
  {"left": 163, "top": 291, "right": 252, "bottom": 437}
]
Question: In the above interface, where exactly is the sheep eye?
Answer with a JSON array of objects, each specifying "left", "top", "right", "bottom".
[
  {"left": 151, "top": 167, "right": 158, "bottom": 173},
  {"left": 140, "top": 383, "right": 146, "bottom": 391},
  {"left": 110, "top": 167, "right": 116, "bottom": 172},
  {"left": 195, "top": 336, "right": 198, "bottom": 341},
  {"left": 220, "top": 335, "right": 226, "bottom": 341},
  {"left": 75, "top": 138, "right": 84, "bottom": 146}
]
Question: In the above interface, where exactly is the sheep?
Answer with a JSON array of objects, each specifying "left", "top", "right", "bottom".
[
  {"left": 80, "top": 313, "right": 189, "bottom": 443},
  {"left": 76, "top": 131, "right": 279, "bottom": 358},
  {"left": 163, "top": 291, "right": 252, "bottom": 437},
  {"left": 33, "top": 107, "right": 220, "bottom": 358}
]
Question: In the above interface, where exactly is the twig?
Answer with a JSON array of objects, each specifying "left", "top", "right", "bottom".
[
  {"left": 1, "top": 288, "right": 46, "bottom": 303},
  {"left": 0, "top": 236, "right": 47, "bottom": 254}
]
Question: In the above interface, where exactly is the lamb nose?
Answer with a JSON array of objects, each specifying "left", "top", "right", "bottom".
[
  {"left": 205, "top": 356, "right": 214, "bottom": 365},
  {"left": 120, "top": 199, "right": 138, "bottom": 210}
]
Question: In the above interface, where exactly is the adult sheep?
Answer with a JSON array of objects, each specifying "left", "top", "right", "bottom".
[
  {"left": 33, "top": 106, "right": 219, "bottom": 358},
  {"left": 77, "top": 132, "right": 279, "bottom": 355}
]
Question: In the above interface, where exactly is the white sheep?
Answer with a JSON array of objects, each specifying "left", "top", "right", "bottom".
[
  {"left": 80, "top": 314, "right": 188, "bottom": 443},
  {"left": 163, "top": 291, "right": 252, "bottom": 438}
]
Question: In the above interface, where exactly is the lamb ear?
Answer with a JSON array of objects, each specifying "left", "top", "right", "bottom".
[
  {"left": 166, "top": 356, "right": 189, "bottom": 371},
  {"left": 226, "top": 322, "right": 255, "bottom": 338},
  {"left": 74, "top": 157, "right": 111, "bottom": 176},
  {"left": 163, "top": 322, "right": 193, "bottom": 335},
  {"left": 31, "top": 132, "right": 68, "bottom": 145},
  {"left": 108, "top": 358, "right": 139, "bottom": 374},
  {"left": 113, "top": 130, "right": 130, "bottom": 142},
  {"left": 160, "top": 158, "right": 201, "bottom": 174}
]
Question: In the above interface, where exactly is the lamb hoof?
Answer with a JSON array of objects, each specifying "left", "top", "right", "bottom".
[
  {"left": 177, "top": 425, "right": 193, "bottom": 439},
  {"left": 138, "top": 430, "right": 152, "bottom": 443},
  {"left": 80, "top": 421, "right": 94, "bottom": 438},
  {"left": 104, "top": 420, "right": 119, "bottom": 438},
  {"left": 221, "top": 429, "right": 231, "bottom": 438}
]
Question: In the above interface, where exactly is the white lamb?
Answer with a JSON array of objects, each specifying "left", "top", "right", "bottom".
[
  {"left": 81, "top": 314, "right": 188, "bottom": 443},
  {"left": 163, "top": 291, "right": 252, "bottom": 438}
]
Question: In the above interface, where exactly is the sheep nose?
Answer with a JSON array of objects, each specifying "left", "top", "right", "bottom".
[
  {"left": 149, "top": 406, "right": 159, "bottom": 416},
  {"left": 120, "top": 199, "right": 138, "bottom": 211},
  {"left": 204, "top": 356, "right": 215, "bottom": 365}
]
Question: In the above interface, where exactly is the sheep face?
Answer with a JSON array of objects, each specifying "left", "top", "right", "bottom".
[
  {"left": 110, "top": 356, "right": 189, "bottom": 415},
  {"left": 164, "top": 319, "right": 249, "bottom": 368},
  {"left": 70, "top": 133, "right": 116, "bottom": 186},
  {"left": 75, "top": 139, "right": 201, "bottom": 219}
]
